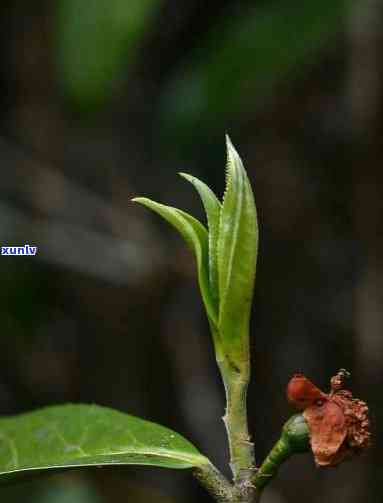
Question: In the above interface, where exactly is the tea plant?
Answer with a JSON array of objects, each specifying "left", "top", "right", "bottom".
[{"left": 0, "top": 137, "right": 370, "bottom": 502}]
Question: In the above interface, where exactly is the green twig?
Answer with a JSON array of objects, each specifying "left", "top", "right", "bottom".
[
  {"left": 253, "top": 437, "right": 292, "bottom": 490},
  {"left": 222, "top": 368, "right": 255, "bottom": 483},
  {"left": 253, "top": 414, "right": 310, "bottom": 492},
  {"left": 193, "top": 462, "right": 234, "bottom": 503}
]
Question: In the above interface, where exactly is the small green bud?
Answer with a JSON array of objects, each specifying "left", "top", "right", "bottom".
[{"left": 282, "top": 414, "right": 310, "bottom": 454}]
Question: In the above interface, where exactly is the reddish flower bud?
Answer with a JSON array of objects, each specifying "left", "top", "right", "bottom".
[{"left": 287, "top": 370, "right": 371, "bottom": 466}]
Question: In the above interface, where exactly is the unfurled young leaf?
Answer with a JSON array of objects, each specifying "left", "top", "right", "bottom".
[
  {"left": 0, "top": 404, "right": 208, "bottom": 482},
  {"left": 132, "top": 197, "right": 218, "bottom": 324},
  {"left": 179, "top": 173, "right": 221, "bottom": 304},
  {"left": 217, "top": 136, "right": 258, "bottom": 372}
]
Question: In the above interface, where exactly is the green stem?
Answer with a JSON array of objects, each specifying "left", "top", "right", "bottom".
[
  {"left": 194, "top": 463, "right": 260, "bottom": 503},
  {"left": 204, "top": 321, "right": 257, "bottom": 501},
  {"left": 194, "top": 414, "right": 309, "bottom": 500},
  {"left": 209, "top": 321, "right": 255, "bottom": 484},
  {"left": 193, "top": 462, "right": 234, "bottom": 503},
  {"left": 193, "top": 366, "right": 259, "bottom": 502},
  {"left": 253, "top": 414, "right": 310, "bottom": 492},
  {"left": 219, "top": 361, "right": 255, "bottom": 485},
  {"left": 253, "top": 437, "right": 292, "bottom": 490}
]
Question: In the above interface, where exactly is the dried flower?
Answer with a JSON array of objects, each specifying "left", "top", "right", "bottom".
[{"left": 287, "top": 370, "right": 371, "bottom": 466}]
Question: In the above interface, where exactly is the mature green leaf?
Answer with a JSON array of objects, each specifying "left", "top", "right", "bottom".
[
  {"left": 0, "top": 404, "right": 208, "bottom": 482},
  {"left": 132, "top": 197, "right": 218, "bottom": 324},
  {"left": 217, "top": 137, "right": 258, "bottom": 371},
  {"left": 179, "top": 173, "right": 221, "bottom": 303}
]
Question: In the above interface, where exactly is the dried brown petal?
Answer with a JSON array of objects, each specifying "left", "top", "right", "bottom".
[
  {"left": 288, "top": 370, "right": 371, "bottom": 467},
  {"left": 332, "top": 392, "right": 371, "bottom": 451},
  {"left": 304, "top": 401, "right": 347, "bottom": 466}
]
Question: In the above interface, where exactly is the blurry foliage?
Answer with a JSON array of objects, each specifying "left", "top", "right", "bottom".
[
  {"left": 55, "top": 0, "right": 161, "bottom": 109},
  {"left": 0, "top": 263, "right": 51, "bottom": 339},
  {"left": 54, "top": 0, "right": 350, "bottom": 128},
  {"left": 0, "top": 476, "right": 103, "bottom": 503},
  {"left": 36, "top": 478, "right": 103, "bottom": 503},
  {"left": 157, "top": 0, "right": 351, "bottom": 144}
]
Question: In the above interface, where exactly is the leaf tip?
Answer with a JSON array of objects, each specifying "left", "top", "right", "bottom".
[
  {"left": 223, "top": 135, "right": 237, "bottom": 197},
  {"left": 131, "top": 197, "right": 146, "bottom": 204},
  {"left": 225, "top": 134, "right": 242, "bottom": 163},
  {"left": 178, "top": 172, "right": 193, "bottom": 182}
]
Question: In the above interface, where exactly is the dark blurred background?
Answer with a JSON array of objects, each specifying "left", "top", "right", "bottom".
[{"left": 0, "top": 1, "right": 382, "bottom": 502}]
